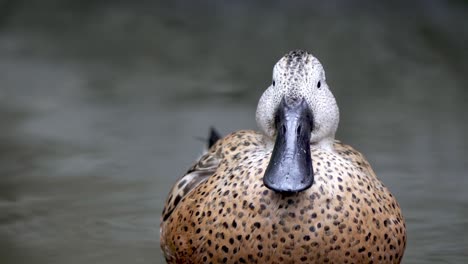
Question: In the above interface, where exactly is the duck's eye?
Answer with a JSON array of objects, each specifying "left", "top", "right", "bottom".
[
  {"left": 317, "top": 81, "right": 321, "bottom": 88},
  {"left": 272, "top": 80, "right": 276, "bottom": 86}
]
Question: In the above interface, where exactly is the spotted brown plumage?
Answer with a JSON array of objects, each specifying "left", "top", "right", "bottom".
[{"left": 160, "top": 50, "right": 406, "bottom": 263}]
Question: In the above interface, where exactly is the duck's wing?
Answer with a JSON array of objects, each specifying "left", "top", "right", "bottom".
[
  {"left": 161, "top": 140, "right": 222, "bottom": 222},
  {"left": 208, "top": 127, "right": 221, "bottom": 149}
]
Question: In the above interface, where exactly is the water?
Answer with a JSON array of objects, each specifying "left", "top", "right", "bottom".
[{"left": 0, "top": 1, "right": 467, "bottom": 263}]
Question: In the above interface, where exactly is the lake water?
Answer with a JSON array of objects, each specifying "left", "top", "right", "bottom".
[{"left": 0, "top": 1, "right": 467, "bottom": 263}]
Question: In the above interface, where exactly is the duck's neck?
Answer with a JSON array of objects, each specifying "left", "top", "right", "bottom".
[
  {"left": 263, "top": 134, "right": 335, "bottom": 152},
  {"left": 311, "top": 136, "right": 335, "bottom": 152}
]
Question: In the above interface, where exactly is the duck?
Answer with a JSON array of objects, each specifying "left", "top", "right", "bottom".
[{"left": 160, "top": 49, "right": 406, "bottom": 264}]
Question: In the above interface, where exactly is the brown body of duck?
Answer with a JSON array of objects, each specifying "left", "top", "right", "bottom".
[{"left": 160, "top": 50, "right": 406, "bottom": 263}]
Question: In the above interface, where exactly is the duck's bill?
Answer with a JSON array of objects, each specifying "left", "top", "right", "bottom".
[{"left": 263, "top": 97, "right": 314, "bottom": 193}]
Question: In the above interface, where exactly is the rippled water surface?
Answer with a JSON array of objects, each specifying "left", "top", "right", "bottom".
[{"left": 0, "top": 1, "right": 467, "bottom": 263}]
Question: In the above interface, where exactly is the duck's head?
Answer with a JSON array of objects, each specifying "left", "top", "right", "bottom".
[{"left": 256, "top": 50, "right": 339, "bottom": 193}]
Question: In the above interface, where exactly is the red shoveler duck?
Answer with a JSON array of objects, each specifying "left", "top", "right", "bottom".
[{"left": 160, "top": 50, "right": 406, "bottom": 264}]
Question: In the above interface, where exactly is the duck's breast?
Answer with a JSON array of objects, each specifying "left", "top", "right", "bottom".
[{"left": 161, "top": 132, "right": 406, "bottom": 263}]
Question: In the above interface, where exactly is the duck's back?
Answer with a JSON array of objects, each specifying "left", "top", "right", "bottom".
[{"left": 160, "top": 130, "right": 406, "bottom": 264}]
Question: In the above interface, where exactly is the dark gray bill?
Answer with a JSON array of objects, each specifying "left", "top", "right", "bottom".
[{"left": 263, "top": 97, "right": 314, "bottom": 193}]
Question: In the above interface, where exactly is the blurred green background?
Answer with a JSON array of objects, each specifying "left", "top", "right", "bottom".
[{"left": 0, "top": 1, "right": 467, "bottom": 263}]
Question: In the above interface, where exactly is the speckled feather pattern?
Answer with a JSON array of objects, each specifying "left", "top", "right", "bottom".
[
  {"left": 160, "top": 50, "right": 406, "bottom": 263},
  {"left": 256, "top": 50, "right": 339, "bottom": 149},
  {"left": 160, "top": 131, "right": 406, "bottom": 263}
]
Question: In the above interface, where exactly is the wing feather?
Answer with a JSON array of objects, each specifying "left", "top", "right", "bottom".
[{"left": 161, "top": 141, "right": 222, "bottom": 222}]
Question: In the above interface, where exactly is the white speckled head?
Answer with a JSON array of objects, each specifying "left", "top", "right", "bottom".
[{"left": 256, "top": 50, "right": 339, "bottom": 150}]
